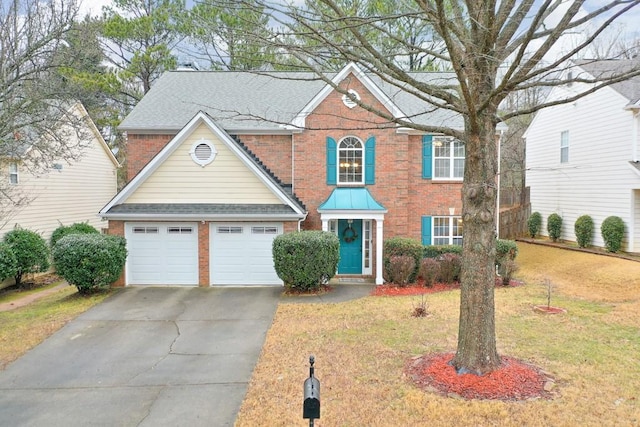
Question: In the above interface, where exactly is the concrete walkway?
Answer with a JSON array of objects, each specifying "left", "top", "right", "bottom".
[{"left": 0, "top": 283, "right": 373, "bottom": 426}]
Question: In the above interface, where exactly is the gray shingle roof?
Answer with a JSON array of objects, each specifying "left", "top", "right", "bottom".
[
  {"left": 106, "top": 203, "right": 299, "bottom": 216},
  {"left": 577, "top": 59, "right": 640, "bottom": 105},
  {"left": 119, "top": 70, "right": 464, "bottom": 132}
]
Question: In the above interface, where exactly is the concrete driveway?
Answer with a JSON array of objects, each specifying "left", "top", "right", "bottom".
[{"left": 0, "top": 286, "right": 281, "bottom": 427}]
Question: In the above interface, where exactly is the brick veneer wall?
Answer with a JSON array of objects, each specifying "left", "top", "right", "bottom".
[
  {"left": 235, "top": 134, "right": 293, "bottom": 185},
  {"left": 126, "top": 133, "right": 175, "bottom": 181},
  {"left": 107, "top": 220, "right": 126, "bottom": 287}
]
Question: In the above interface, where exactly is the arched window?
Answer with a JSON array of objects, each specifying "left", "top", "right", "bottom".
[{"left": 338, "top": 136, "right": 363, "bottom": 184}]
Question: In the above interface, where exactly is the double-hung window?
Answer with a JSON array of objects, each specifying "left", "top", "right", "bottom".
[
  {"left": 560, "top": 131, "right": 569, "bottom": 163},
  {"left": 338, "top": 136, "right": 363, "bottom": 184},
  {"left": 9, "top": 162, "right": 18, "bottom": 185},
  {"left": 433, "top": 137, "right": 464, "bottom": 180},
  {"left": 433, "top": 216, "right": 463, "bottom": 245}
]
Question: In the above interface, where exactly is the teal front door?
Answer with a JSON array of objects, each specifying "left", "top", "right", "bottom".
[{"left": 338, "top": 219, "right": 362, "bottom": 274}]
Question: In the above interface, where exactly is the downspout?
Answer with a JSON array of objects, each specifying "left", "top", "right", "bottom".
[
  {"left": 632, "top": 109, "right": 639, "bottom": 163},
  {"left": 291, "top": 133, "right": 309, "bottom": 231},
  {"left": 496, "top": 129, "right": 503, "bottom": 239}
]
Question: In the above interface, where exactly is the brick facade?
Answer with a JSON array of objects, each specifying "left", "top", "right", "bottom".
[{"left": 114, "top": 70, "right": 463, "bottom": 286}]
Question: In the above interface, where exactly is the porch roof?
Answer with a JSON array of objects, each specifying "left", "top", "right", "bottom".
[{"left": 318, "top": 188, "right": 387, "bottom": 212}]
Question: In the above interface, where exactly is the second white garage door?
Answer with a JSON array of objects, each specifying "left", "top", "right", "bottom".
[{"left": 210, "top": 222, "right": 283, "bottom": 285}]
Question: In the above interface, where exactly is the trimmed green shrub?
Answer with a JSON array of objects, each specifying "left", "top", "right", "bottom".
[
  {"left": 272, "top": 231, "right": 339, "bottom": 291},
  {"left": 527, "top": 212, "right": 542, "bottom": 238},
  {"left": 383, "top": 237, "right": 423, "bottom": 283},
  {"left": 601, "top": 216, "right": 625, "bottom": 253},
  {"left": 50, "top": 222, "right": 99, "bottom": 247},
  {"left": 419, "top": 258, "right": 440, "bottom": 287},
  {"left": 387, "top": 255, "right": 415, "bottom": 286},
  {"left": 53, "top": 234, "right": 127, "bottom": 294},
  {"left": 547, "top": 213, "right": 563, "bottom": 242},
  {"left": 438, "top": 253, "right": 461, "bottom": 284},
  {"left": 423, "top": 244, "right": 463, "bottom": 259},
  {"left": 496, "top": 239, "right": 518, "bottom": 263},
  {"left": 574, "top": 215, "right": 594, "bottom": 248},
  {"left": 3, "top": 228, "right": 50, "bottom": 287},
  {"left": 0, "top": 242, "right": 18, "bottom": 282}
]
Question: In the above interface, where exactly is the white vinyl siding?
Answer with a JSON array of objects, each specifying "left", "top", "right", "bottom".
[
  {"left": 127, "top": 124, "right": 281, "bottom": 204},
  {"left": 0, "top": 105, "right": 117, "bottom": 242},
  {"left": 526, "top": 83, "right": 637, "bottom": 251}
]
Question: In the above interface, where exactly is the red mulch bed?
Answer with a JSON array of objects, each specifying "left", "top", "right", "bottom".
[
  {"left": 406, "top": 353, "right": 554, "bottom": 401},
  {"left": 372, "top": 278, "right": 521, "bottom": 296}
]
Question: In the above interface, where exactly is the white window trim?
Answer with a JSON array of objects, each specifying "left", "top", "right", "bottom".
[
  {"left": 560, "top": 130, "right": 569, "bottom": 164},
  {"left": 9, "top": 162, "right": 18, "bottom": 185},
  {"left": 189, "top": 138, "right": 217, "bottom": 167},
  {"left": 433, "top": 137, "right": 464, "bottom": 181},
  {"left": 432, "top": 216, "right": 463, "bottom": 246},
  {"left": 337, "top": 136, "right": 364, "bottom": 185}
]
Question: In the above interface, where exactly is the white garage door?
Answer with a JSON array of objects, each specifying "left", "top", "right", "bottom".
[
  {"left": 125, "top": 222, "right": 198, "bottom": 285},
  {"left": 210, "top": 222, "right": 283, "bottom": 285}
]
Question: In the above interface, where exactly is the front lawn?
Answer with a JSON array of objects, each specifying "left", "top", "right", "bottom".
[
  {"left": 236, "top": 243, "right": 640, "bottom": 426},
  {"left": 0, "top": 286, "right": 111, "bottom": 370}
]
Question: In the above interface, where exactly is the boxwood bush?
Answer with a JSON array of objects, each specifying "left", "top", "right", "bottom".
[
  {"left": 3, "top": 228, "right": 50, "bottom": 287},
  {"left": 50, "top": 222, "right": 99, "bottom": 247},
  {"left": 547, "top": 213, "right": 563, "bottom": 242},
  {"left": 527, "top": 212, "right": 542, "bottom": 238},
  {"left": 423, "top": 244, "right": 463, "bottom": 258},
  {"left": 601, "top": 216, "right": 625, "bottom": 253},
  {"left": 574, "top": 215, "right": 594, "bottom": 248},
  {"left": 383, "top": 237, "right": 423, "bottom": 283},
  {"left": 0, "top": 242, "right": 17, "bottom": 282},
  {"left": 53, "top": 234, "right": 127, "bottom": 294},
  {"left": 272, "top": 231, "right": 339, "bottom": 291}
]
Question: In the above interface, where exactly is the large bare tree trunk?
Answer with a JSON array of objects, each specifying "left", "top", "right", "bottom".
[{"left": 452, "top": 112, "right": 501, "bottom": 375}]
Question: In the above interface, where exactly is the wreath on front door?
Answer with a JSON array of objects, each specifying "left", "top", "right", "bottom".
[{"left": 342, "top": 225, "right": 358, "bottom": 243}]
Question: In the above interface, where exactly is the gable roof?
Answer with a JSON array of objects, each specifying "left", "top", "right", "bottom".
[
  {"left": 101, "top": 111, "right": 306, "bottom": 219},
  {"left": 576, "top": 59, "right": 640, "bottom": 107},
  {"left": 119, "top": 64, "right": 464, "bottom": 133}
]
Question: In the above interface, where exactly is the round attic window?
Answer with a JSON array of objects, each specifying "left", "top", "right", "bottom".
[
  {"left": 190, "top": 139, "right": 217, "bottom": 166},
  {"left": 342, "top": 89, "right": 360, "bottom": 109}
]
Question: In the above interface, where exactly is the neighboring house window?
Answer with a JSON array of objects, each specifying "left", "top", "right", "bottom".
[
  {"left": 338, "top": 136, "right": 363, "bottom": 184},
  {"left": 560, "top": 131, "right": 569, "bottom": 163},
  {"left": 9, "top": 162, "right": 18, "bottom": 185},
  {"left": 327, "top": 136, "right": 375, "bottom": 185},
  {"left": 422, "top": 215, "right": 463, "bottom": 245},
  {"left": 423, "top": 136, "right": 465, "bottom": 180}
]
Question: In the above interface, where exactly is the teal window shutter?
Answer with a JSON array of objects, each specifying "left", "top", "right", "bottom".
[
  {"left": 421, "top": 216, "right": 432, "bottom": 245},
  {"left": 365, "top": 136, "right": 375, "bottom": 184},
  {"left": 327, "top": 136, "right": 337, "bottom": 185},
  {"left": 422, "top": 135, "right": 433, "bottom": 179}
]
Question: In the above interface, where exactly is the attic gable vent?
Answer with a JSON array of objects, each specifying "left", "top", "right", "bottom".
[
  {"left": 190, "top": 139, "right": 217, "bottom": 166},
  {"left": 342, "top": 89, "right": 361, "bottom": 108}
]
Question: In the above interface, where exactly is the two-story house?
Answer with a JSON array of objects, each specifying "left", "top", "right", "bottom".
[
  {"left": 525, "top": 59, "right": 640, "bottom": 253},
  {"left": 100, "top": 63, "right": 467, "bottom": 286}
]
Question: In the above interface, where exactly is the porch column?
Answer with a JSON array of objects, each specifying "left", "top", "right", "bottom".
[
  {"left": 321, "top": 219, "right": 329, "bottom": 232},
  {"left": 375, "top": 219, "right": 384, "bottom": 285}
]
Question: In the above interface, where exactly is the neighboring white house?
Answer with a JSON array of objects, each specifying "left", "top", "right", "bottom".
[
  {"left": 525, "top": 59, "right": 640, "bottom": 253},
  {"left": 0, "top": 102, "right": 119, "bottom": 244}
]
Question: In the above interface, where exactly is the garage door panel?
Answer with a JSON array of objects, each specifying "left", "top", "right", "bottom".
[
  {"left": 126, "top": 223, "right": 198, "bottom": 286},
  {"left": 210, "top": 222, "right": 282, "bottom": 286}
]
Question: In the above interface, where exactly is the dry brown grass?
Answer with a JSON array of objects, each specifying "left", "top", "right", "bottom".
[
  {"left": 236, "top": 243, "right": 640, "bottom": 426},
  {"left": 0, "top": 287, "right": 111, "bottom": 370}
]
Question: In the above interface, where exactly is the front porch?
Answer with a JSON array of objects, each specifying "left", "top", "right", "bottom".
[{"left": 318, "top": 188, "right": 387, "bottom": 285}]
